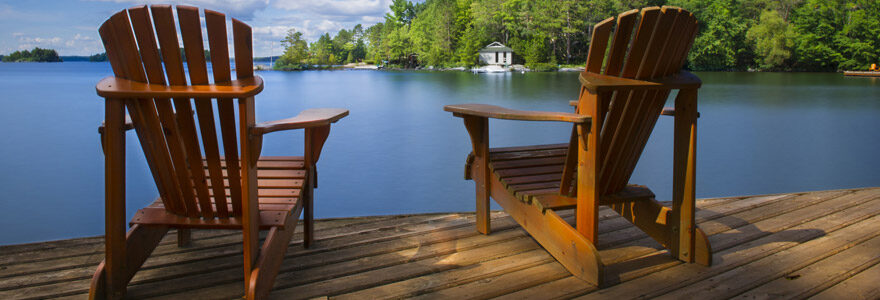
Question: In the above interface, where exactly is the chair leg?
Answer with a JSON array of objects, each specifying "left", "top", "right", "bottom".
[
  {"left": 247, "top": 207, "right": 300, "bottom": 299},
  {"left": 475, "top": 176, "right": 491, "bottom": 235},
  {"left": 177, "top": 228, "right": 191, "bottom": 247},
  {"left": 463, "top": 116, "right": 490, "bottom": 235},
  {"left": 303, "top": 170, "right": 315, "bottom": 248},
  {"left": 608, "top": 198, "right": 673, "bottom": 249},
  {"left": 89, "top": 224, "right": 168, "bottom": 300},
  {"left": 486, "top": 173, "right": 605, "bottom": 286},
  {"left": 694, "top": 226, "right": 713, "bottom": 266}
]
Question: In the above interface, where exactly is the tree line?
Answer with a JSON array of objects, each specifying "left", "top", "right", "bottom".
[
  {"left": 275, "top": 0, "right": 879, "bottom": 71},
  {"left": 1, "top": 47, "right": 61, "bottom": 62}
]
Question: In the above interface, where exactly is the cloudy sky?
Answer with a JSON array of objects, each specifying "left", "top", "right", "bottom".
[{"left": 0, "top": 0, "right": 398, "bottom": 57}]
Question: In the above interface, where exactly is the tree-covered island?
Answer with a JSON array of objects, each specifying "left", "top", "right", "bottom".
[
  {"left": 275, "top": 0, "right": 879, "bottom": 72},
  {"left": 2, "top": 47, "right": 62, "bottom": 62}
]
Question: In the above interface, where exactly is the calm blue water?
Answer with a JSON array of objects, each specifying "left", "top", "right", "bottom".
[{"left": 1, "top": 62, "right": 878, "bottom": 245}]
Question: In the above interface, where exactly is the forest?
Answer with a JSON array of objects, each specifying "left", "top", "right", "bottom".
[{"left": 275, "top": 0, "right": 879, "bottom": 71}]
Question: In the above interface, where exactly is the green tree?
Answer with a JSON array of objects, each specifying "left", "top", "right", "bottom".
[
  {"left": 835, "top": 0, "right": 880, "bottom": 70},
  {"left": 388, "top": 0, "right": 418, "bottom": 26},
  {"left": 673, "top": 0, "right": 751, "bottom": 70},
  {"left": 309, "top": 33, "right": 334, "bottom": 65},
  {"left": 410, "top": 0, "right": 459, "bottom": 66},
  {"left": 275, "top": 29, "right": 309, "bottom": 69},
  {"left": 746, "top": 10, "right": 795, "bottom": 69},
  {"left": 790, "top": 0, "right": 844, "bottom": 71}
]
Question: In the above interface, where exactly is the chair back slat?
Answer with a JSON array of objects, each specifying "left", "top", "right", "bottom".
[
  {"left": 178, "top": 5, "right": 223, "bottom": 219},
  {"left": 206, "top": 9, "right": 243, "bottom": 216},
  {"left": 127, "top": 6, "right": 188, "bottom": 215},
  {"left": 100, "top": 5, "right": 261, "bottom": 220},
  {"left": 233, "top": 19, "right": 254, "bottom": 80},
  {"left": 177, "top": 6, "right": 226, "bottom": 218},
  {"left": 597, "top": 8, "right": 660, "bottom": 164},
  {"left": 150, "top": 5, "right": 202, "bottom": 217},
  {"left": 99, "top": 10, "right": 184, "bottom": 215},
  {"left": 233, "top": 19, "right": 255, "bottom": 216},
  {"left": 567, "top": 6, "right": 698, "bottom": 197},
  {"left": 206, "top": 10, "right": 233, "bottom": 81},
  {"left": 597, "top": 7, "right": 663, "bottom": 194},
  {"left": 604, "top": 10, "right": 640, "bottom": 77},
  {"left": 584, "top": 17, "right": 614, "bottom": 75},
  {"left": 602, "top": 7, "right": 680, "bottom": 194},
  {"left": 614, "top": 9, "right": 697, "bottom": 193}
]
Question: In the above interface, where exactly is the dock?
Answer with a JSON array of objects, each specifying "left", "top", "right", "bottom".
[
  {"left": 2, "top": 187, "right": 880, "bottom": 299},
  {"left": 843, "top": 71, "right": 880, "bottom": 77}
]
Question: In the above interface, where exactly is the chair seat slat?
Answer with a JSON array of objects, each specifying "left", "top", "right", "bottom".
[{"left": 132, "top": 207, "right": 294, "bottom": 230}]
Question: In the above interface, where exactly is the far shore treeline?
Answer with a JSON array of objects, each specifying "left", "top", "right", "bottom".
[
  {"left": 3, "top": 0, "right": 876, "bottom": 72},
  {"left": 275, "top": 0, "right": 879, "bottom": 72},
  {"left": 0, "top": 47, "right": 106, "bottom": 62},
  {"left": 1, "top": 48, "right": 62, "bottom": 62}
]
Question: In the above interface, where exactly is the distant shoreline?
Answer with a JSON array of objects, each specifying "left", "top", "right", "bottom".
[{"left": 1, "top": 61, "right": 867, "bottom": 74}]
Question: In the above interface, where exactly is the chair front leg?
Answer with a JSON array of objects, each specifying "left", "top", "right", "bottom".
[
  {"left": 672, "top": 88, "right": 699, "bottom": 263},
  {"left": 92, "top": 97, "right": 127, "bottom": 300},
  {"left": 304, "top": 125, "right": 331, "bottom": 248},
  {"left": 463, "top": 116, "right": 490, "bottom": 234}
]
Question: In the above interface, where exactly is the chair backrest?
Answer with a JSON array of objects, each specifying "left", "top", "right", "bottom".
[
  {"left": 99, "top": 5, "right": 254, "bottom": 219},
  {"left": 575, "top": 6, "right": 698, "bottom": 196}
]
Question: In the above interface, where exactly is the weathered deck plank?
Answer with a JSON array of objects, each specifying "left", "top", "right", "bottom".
[
  {"left": 733, "top": 233, "right": 880, "bottom": 300},
  {"left": 0, "top": 187, "right": 877, "bottom": 300},
  {"left": 575, "top": 188, "right": 880, "bottom": 300},
  {"left": 810, "top": 258, "right": 880, "bottom": 300}
]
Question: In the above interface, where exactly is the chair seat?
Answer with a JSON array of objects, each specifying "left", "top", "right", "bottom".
[
  {"left": 487, "top": 144, "right": 569, "bottom": 202},
  {"left": 469, "top": 144, "right": 656, "bottom": 212},
  {"left": 131, "top": 156, "right": 306, "bottom": 230}
]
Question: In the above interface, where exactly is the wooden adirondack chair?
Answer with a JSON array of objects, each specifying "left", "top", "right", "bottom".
[
  {"left": 91, "top": 5, "right": 348, "bottom": 299},
  {"left": 444, "top": 6, "right": 711, "bottom": 287}
]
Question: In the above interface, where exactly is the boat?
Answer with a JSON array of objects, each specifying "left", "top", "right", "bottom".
[{"left": 471, "top": 65, "right": 509, "bottom": 73}]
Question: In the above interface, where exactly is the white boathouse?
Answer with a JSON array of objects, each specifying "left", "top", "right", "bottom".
[{"left": 478, "top": 42, "right": 513, "bottom": 66}]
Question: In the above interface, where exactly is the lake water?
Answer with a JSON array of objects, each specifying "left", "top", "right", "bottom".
[{"left": 1, "top": 62, "right": 878, "bottom": 245}]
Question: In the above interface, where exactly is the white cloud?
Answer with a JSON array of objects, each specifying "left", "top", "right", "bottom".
[
  {"left": 1, "top": 0, "right": 402, "bottom": 56},
  {"left": 274, "top": 0, "right": 391, "bottom": 16},
  {"left": 87, "top": 0, "right": 271, "bottom": 20},
  {"left": 9, "top": 33, "right": 102, "bottom": 56},
  {"left": 253, "top": 25, "right": 296, "bottom": 39}
]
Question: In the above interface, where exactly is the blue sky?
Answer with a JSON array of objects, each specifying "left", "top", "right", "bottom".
[{"left": 0, "top": 0, "right": 397, "bottom": 57}]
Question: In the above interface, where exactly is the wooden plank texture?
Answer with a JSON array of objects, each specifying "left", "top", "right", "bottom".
[{"left": 1, "top": 188, "right": 879, "bottom": 299}]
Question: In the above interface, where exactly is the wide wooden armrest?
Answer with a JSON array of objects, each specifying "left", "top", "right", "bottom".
[
  {"left": 444, "top": 104, "right": 590, "bottom": 124},
  {"left": 251, "top": 108, "right": 349, "bottom": 135},
  {"left": 96, "top": 76, "right": 263, "bottom": 99},
  {"left": 579, "top": 70, "right": 701, "bottom": 93}
]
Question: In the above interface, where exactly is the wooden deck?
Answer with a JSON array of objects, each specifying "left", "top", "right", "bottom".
[{"left": 2, "top": 187, "right": 880, "bottom": 299}]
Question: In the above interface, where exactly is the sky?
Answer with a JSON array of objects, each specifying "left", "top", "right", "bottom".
[{"left": 0, "top": 0, "right": 399, "bottom": 57}]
